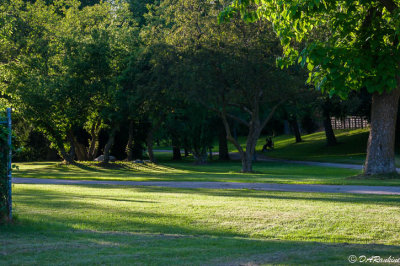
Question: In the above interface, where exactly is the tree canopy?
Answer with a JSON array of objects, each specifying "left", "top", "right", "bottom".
[{"left": 220, "top": 0, "right": 400, "bottom": 97}]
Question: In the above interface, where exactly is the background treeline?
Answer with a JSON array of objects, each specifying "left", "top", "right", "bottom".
[{"left": 0, "top": 0, "right": 370, "bottom": 171}]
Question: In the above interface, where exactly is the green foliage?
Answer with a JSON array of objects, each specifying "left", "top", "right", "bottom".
[
  {"left": 220, "top": 0, "right": 400, "bottom": 97},
  {"left": 0, "top": 0, "right": 138, "bottom": 160},
  {"left": 141, "top": 0, "right": 304, "bottom": 169}
]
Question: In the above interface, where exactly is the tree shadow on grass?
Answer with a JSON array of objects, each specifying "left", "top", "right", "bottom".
[
  {"left": 125, "top": 186, "right": 400, "bottom": 207},
  {"left": 2, "top": 218, "right": 400, "bottom": 265},
  {"left": 5, "top": 185, "right": 400, "bottom": 264},
  {"left": 16, "top": 183, "right": 400, "bottom": 208}
]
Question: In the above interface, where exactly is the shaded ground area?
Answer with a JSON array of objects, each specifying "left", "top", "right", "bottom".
[
  {"left": 13, "top": 177, "right": 400, "bottom": 195},
  {"left": 3, "top": 184, "right": 400, "bottom": 265},
  {"left": 3, "top": 229, "right": 399, "bottom": 265}
]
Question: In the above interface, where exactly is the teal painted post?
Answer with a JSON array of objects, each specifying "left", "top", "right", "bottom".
[{"left": 7, "top": 108, "right": 12, "bottom": 221}]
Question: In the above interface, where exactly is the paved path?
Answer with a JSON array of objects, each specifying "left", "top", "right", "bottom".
[
  {"left": 251, "top": 154, "right": 365, "bottom": 170},
  {"left": 13, "top": 177, "right": 400, "bottom": 195}
]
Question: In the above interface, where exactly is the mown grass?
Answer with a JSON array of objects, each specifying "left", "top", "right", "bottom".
[
  {"left": 2, "top": 184, "right": 400, "bottom": 265},
  {"left": 155, "top": 129, "right": 374, "bottom": 165},
  {"left": 15, "top": 160, "right": 400, "bottom": 186},
  {"left": 223, "top": 129, "right": 371, "bottom": 165},
  {"left": 260, "top": 129, "right": 374, "bottom": 164}
]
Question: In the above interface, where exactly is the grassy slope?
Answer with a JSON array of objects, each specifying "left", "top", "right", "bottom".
[
  {"left": 2, "top": 184, "right": 400, "bottom": 265},
  {"left": 155, "top": 129, "right": 374, "bottom": 164},
  {"left": 15, "top": 160, "right": 400, "bottom": 186},
  {"left": 229, "top": 129, "right": 371, "bottom": 164}
]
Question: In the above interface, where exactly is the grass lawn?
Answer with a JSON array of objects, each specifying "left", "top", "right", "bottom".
[
  {"left": 15, "top": 160, "right": 400, "bottom": 186},
  {"left": 2, "top": 184, "right": 400, "bottom": 265},
  {"left": 156, "top": 128, "right": 400, "bottom": 166},
  {"left": 229, "top": 129, "right": 372, "bottom": 165},
  {"left": 259, "top": 129, "right": 375, "bottom": 165}
]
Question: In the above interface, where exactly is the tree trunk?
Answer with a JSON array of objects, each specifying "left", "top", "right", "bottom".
[
  {"left": 289, "top": 118, "right": 302, "bottom": 143},
  {"left": 44, "top": 124, "right": 74, "bottom": 164},
  {"left": 104, "top": 127, "right": 117, "bottom": 164},
  {"left": 219, "top": 99, "right": 283, "bottom": 173},
  {"left": 323, "top": 109, "right": 337, "bottom": 146},
  {"left": 218, "top": 123, "right": 230, "bottom": 160},
  {"left": 146, "top": 134, "right": 155, "bottom": 163},
  {"left": 364, "top": 90, "right": 400, "bottom": 175},
  {"left": 242, "top": 151, "right": 253, "bottom": 172},
  {"left": 67, "top": 130, "right": 87, "bottom": 161},
  {"left": 68, "top": 140, "right": 75, "bottom": 161},
  {"left": 75, "top": 142, "right": 88, "bottom": 161},
  {"left": 172, "top": 145, "right": 182, "bottom": 160},
  {"left": 242, "top": 124, "right": 261, "bottom": 173},
  {"left": 193, "top": 147, "right": 207, "bottom": 165},
  {"left": 59, "top": 145, "right": 74, "bottom": 164},
  {"left": 146, "top": 118, "right": 163, "bottom": 163},
  {"left": 126, "top": 120, "right": 134, "bottom": 161},
  {"left": 395, "top": 101, "right": 400, "bottom": 152},
  {"left": 88, "top": 120, "right": 101, "bottom": 160}
]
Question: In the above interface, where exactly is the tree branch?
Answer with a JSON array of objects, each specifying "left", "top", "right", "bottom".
[
  {"left": 198, "top": 98, "right": 250, "bottom": 127},
  {"left": 220, "top": 109, "right": 245, "bottom": 157},
  {"left": 260, "top": 99, "right": 286, "bottom": 130},
  {"left": 227, "top": 102, "right": 253, "bottom": 115},
  {"left": 225, "top": 112, "right": 250, "bottom": 127}
]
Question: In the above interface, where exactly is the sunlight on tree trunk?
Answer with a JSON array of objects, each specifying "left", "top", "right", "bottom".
[{"left": 364, "top": 90, "right": 400, "bottom": 175}]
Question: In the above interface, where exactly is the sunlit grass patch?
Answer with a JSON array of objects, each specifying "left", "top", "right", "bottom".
[
  {"left": 15, "top": 159, "right": 400, "bottom": 186},
  {"left": 2, "top": 184, "right": 400, "bottom": 265}
]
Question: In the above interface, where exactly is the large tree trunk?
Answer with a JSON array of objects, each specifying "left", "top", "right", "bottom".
[
  {"left": 395, "top": 101, "right": 400, "bottom": 152},
  {"left": 289, "top": 118, "right": 302, "bottom": 143},
  {"left": 241, "top": 152, "right": 253, "bottom": 172},
  {"left": 59, "top": 144, "right": 74, "bottom": 164},
  {"left": 146, "top": 135, "right": 155, "bottom": 163},
  {"left": 172, "top": 143, "right": 182, "bottom": 160},
  {"left": 87, "top": 120, "right": 101, "bottom": 160},
  {"left": 67, "top": 130, "right": 88, "bottom": 161},
  {"left": 218, "top": 123, "right": 230, "bottom": 160},
  {"left": 68, "top": 140, "right": 75, "bottom": 161},
  {"left": 146, "top": 118, "right": 163, "bottom": 163},
  {"left": 193, "top": 147, "right": 207, "bottom": 165},
  {"left": 183, "top": 138, "right": 190, "bottom": 157},
  {"left": 364, "top": 90, "right": 400, "bottom": 175},
  {"left": 103, "top": 127, "right": 117, "bottom": 164},
  {"left": 242, "top": 122, "right": 261, "bottom": 173},
  {"left": 184, "top": 147, "right": 189, "bottom": 157},
  {"left": 126, "top": 120, "right": 134, "bottom": 161},
  {"left": 322, "top": 108, "right": 337, "bottom": 146},
  {"left": 44, "top": 124, "right": 74, "bottom": 164},
  {"left": 75, "top": 142, "right": 87, "bottom": 161}
]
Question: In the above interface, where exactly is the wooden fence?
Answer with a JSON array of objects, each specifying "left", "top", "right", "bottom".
[{"left": 331, "top": 116, "right": 369, "bottom": 130}]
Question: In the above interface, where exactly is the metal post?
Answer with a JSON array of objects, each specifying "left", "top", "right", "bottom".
[{"left": 7, "top": 108, "right": 12, "bottom": 221}]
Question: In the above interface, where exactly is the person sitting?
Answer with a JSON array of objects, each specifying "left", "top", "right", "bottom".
[{"left": 262, "top": 137, "right": 274, "bottom": 152}]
